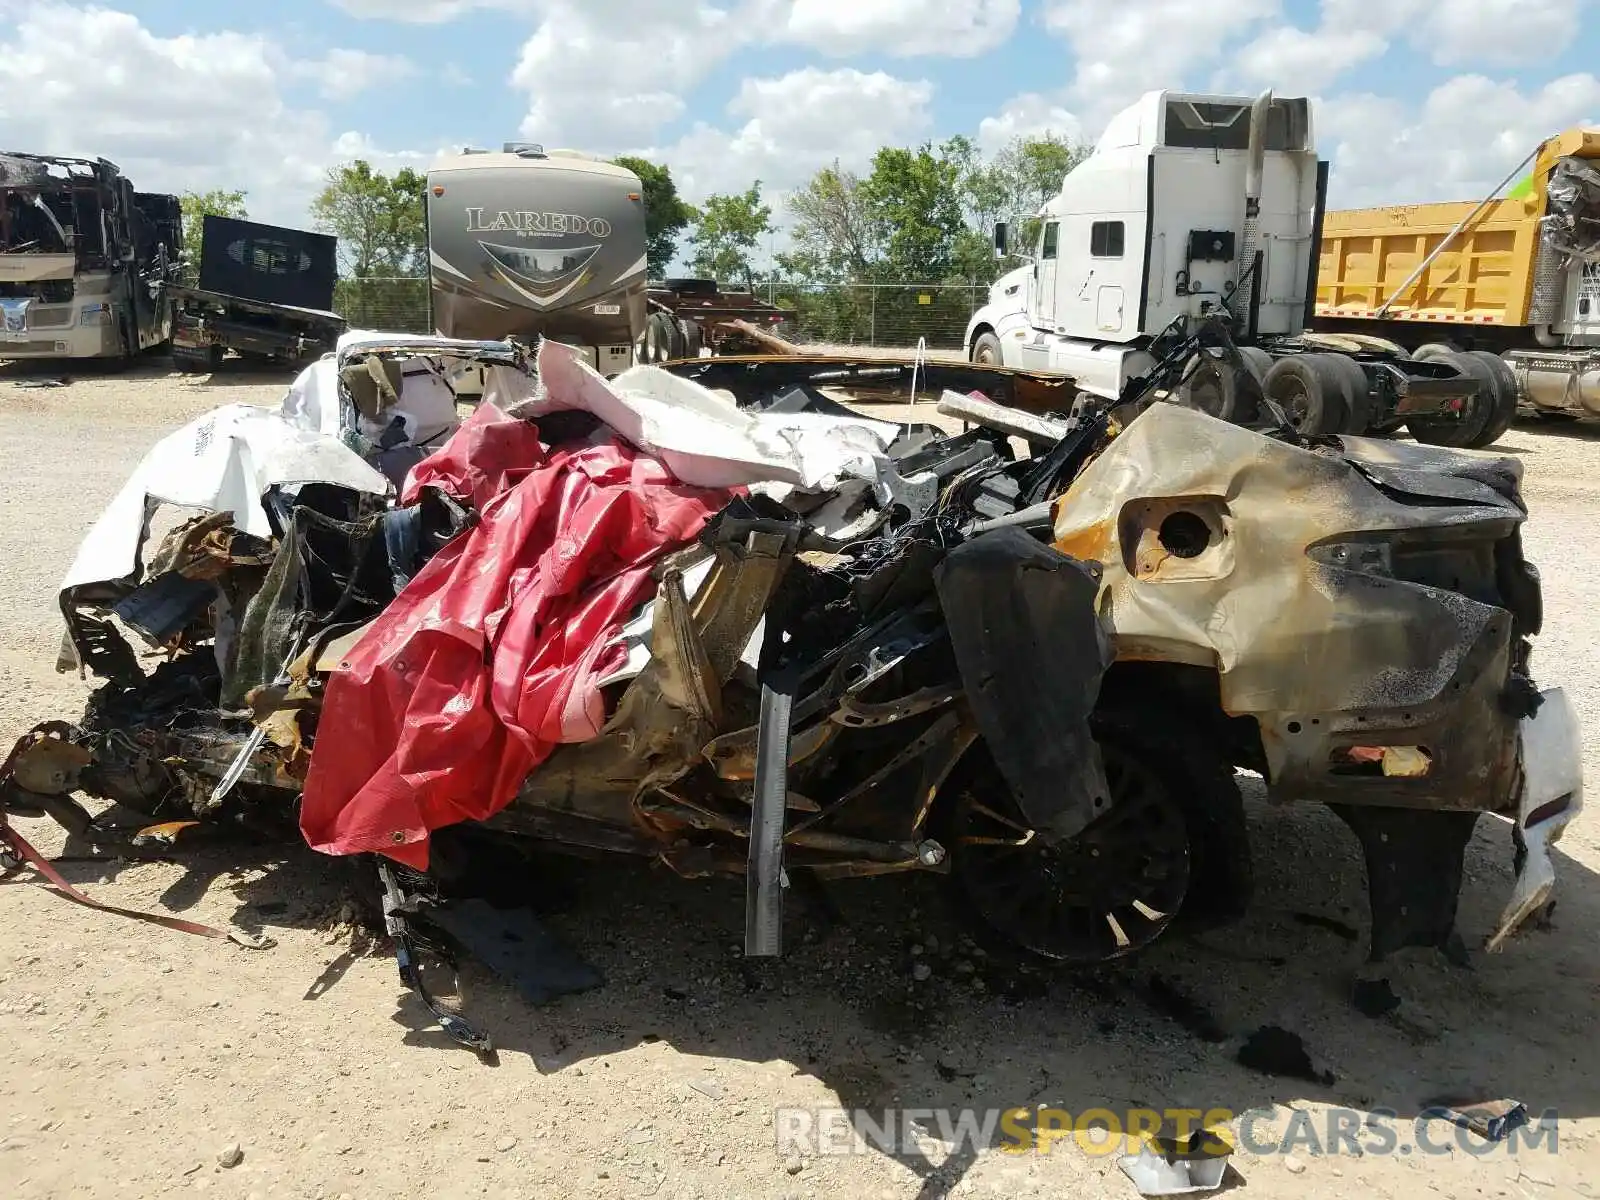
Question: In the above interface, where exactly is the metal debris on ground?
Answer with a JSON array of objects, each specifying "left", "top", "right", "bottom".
[
  {"left": 1117, "top": 1126, "right": 1233, "bottom": 1195},
  {"left": 1420, "top": 1096, "right": 1531, "bottom": 1142}
]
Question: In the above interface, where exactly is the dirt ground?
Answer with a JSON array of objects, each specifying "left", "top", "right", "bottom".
[{"left": 1, "top": 358, "right": 1597, "bottom": 1200}]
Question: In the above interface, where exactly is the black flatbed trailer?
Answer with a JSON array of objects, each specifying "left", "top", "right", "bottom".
[{"left": 170, "top": 217, "right": 344, "bottom": 372}]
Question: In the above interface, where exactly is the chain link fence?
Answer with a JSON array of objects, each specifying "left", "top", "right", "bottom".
[
  {"left": 333, "top": 277, "right": 431, "bottom": 333},
  {"left": 766, "top": 282, "right": 987, "bottom": 352},
  {"left": 330, "top": 277, "right": 990, "bottom": 353}
]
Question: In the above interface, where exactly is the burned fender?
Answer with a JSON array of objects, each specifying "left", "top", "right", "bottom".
[{"left": 935, "top": 527, "right": 1112, "bottom": 842}]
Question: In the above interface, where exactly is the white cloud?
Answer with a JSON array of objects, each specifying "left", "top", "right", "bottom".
[
  {"left": 1042, "top": 0, "right": 1279, "bottom": 123},
  {"left": 1317, "top": 0, "right": 1585, "bottom": 68},
  {"left": 1422, "top": 0, "right": 1584, "bottom": 65},
  {"left": 1320, "top": 73, "right": 1600, "bottom": 209},
  {"left": 329, "top": 0, "right": 534, "bottom": 20},
  {"left": 644, "top": 67, "right": 935, "bottom": 202},
  {"left": 511, "top": 1, "right": 741, "bottom": 147},
  {"left": 783, "top": 0, "right": 1020, "bottom": 57},
  {"left": 977, "top": 93, "right": 1084, "bottom": 155},
  {"left": 306, "top": 48, "right": 417, "bottom": 100},
  {"left": 328, "top": 131, "right": 437, "bottom": 177},
  {"left": 1233, "top": 24, "right": 1384, "bottom": 93},
  {"left": 505, "top": 0, "right": 1027, "bottom": 151},
  {"left": 0, "top": 4, "right": 426, "bottom": 227}
]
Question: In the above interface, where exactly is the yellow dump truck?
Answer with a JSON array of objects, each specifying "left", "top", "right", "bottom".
[{"left": 1314, "top": 127, "right": 1600, "bottom": 418}]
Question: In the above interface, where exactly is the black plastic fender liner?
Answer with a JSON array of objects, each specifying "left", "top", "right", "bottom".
[
  {"left": 1329, "top": 803, "right": 1479, "bottom": 963},
  {"left": 934, "top": 527, "right": 1113, "bottom": 844}
]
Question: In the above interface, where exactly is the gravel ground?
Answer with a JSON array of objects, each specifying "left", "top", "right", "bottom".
[{"left": 1, "top": 360, "right": 1598, "bottom": 1200}]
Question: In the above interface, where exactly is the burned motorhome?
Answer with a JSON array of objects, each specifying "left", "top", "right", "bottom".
[
  {"left": 0, "top": 153, "right": 181, "bottom": 360},
  {"left": 0, "top": 330, "right": 1582, "bottom": 1048}
]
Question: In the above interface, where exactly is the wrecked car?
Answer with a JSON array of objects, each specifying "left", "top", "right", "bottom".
[{"left": 0, "top": 325, "right": 1582, "bottom": 1044}]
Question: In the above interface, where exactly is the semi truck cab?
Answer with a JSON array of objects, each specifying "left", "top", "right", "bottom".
[
  {"left": 968, "top": 91, "right": 1320, "bottom": 400},
  {"left": 967, "top": 92, "right": 1504, "bottom": 448}
]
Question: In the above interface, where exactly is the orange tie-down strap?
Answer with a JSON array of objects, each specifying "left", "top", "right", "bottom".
[{"left": 0, "top": 817, "right": 275, "bottom": 950}]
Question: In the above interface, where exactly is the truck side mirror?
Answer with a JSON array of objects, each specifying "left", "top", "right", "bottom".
[{"left": 993, "top": 221, "right": 1009, "bottom": 257}]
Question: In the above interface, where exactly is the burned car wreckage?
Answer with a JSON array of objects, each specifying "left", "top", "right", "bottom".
[{"left": 0, "top": 324, "right": 1583, "bottom": 1048}]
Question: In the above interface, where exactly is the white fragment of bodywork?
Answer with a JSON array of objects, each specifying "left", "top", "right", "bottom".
[
  {"left": 1487, "top": 688, "right": 1583, "bottom": 952},
  {"left": 284, "top": 344, "right": 491, "bottom": 449},
  {"left": 356, "top": 363, "right": 459, "bottom": 448},
  {"left": 60, "top": 404, "right": 389, "bottom": 594},
  {"left": 280, "top": 355, "right": 342, "bottom": 439},
  {"left": 531, "top": 339, "right": 899, "bottom": 490}
]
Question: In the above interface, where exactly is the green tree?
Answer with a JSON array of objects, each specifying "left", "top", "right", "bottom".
[
  {"left": 178, "top": 188, "right": 247, "bottom": 281},
  {"left": 781, "top": 164, "right": 884, "bottom": 284},
  {"left": 310, "top": 161, "right": 426, "bottom": 277},
  {"left": 976, "top": 133, "right": 1088, "bottom": 264},
  {"left": 612, "top": 155, "right": 696, "bottom": 277},
  {"left": 1008, "top": 133, "right": 1085, "bottom": 210},
  {"left": 687, "top": 183, "right": 773, "bottom": 286},
  {"left": 860, "top": 142, "right": 967, "bottom": 280}
]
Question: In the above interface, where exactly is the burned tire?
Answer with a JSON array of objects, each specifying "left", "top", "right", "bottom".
[
  {"left": 1462, "top": 350, "right": 1518, "bottom": 448},
  {"left": 1408, "top": 350, "right": 1495, "bottom": 447},
  {"left": 1176, "top": 351, "right": 1254, "bottom": 423},
  {"left": 946, "top": 741, "right": 1191, "bottom": 964},
  {"left": 1262, "top": 353, "right": 1349, "bottom": 436},
  {"left": 971, "top": 331, "right": 1003, "bottom": 366}
]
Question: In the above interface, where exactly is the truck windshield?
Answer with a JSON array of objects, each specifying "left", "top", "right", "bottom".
[{"left": 0, "top": 188, "right": 76, "bottom": 254}]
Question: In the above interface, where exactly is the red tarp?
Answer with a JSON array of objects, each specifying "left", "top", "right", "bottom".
[{"left": 299, "top": 402, "right": 731, "bottom": 867}]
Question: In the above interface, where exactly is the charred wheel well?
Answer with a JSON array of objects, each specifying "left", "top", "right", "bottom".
[{"left": 1095, "top": 660, "right": 1267, "bottom": 775}]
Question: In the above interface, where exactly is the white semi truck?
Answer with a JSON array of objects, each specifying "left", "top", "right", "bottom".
[{"left": 965, "top": 91, "right": 1507, "bottom": 447}]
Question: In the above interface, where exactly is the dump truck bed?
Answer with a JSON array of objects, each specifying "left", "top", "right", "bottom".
[
  {"left": 1315, "top": 127, "right": 1600, "bottom": 334},
  {"left": 1314, "top": 198, "right": 1543, "bottom": 329}
]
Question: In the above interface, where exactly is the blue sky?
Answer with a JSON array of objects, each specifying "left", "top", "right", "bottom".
[{"left": 3, "top": 0, "right": 1598, "bottom": 250}]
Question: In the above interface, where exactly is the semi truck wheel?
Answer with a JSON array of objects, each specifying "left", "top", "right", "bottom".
[
  {"left": 1262, "top": 353, "right": 1349, "bottom": 436},
  {"left": 971, "top": 331, "right": 1003, "bottom": 365},
  {"left": 664, "top": 314, "right": 689, "bottom": 360},
  {"left": 1461, "top": 350, "right": 1518, "bottom": 448},
  {"left": 1329, "top": 353, "right": 1375, "bottom": 434},
  {"left": 1236, "top": 346, "right": 1273, "bottom": 383},
  {"left": 646, "top": 311, "right": 685, "bottom": 361},
  {"left": 680, "top": 318, "right": 703, "bottom": 358},
  {"left": 1177, "top": 352, "right": 1249, "bottom": 422},
  {"left": 642, "top": 312, "right": 668, "bottom": 362},
  {"left": 1407, "top": 350, "right": 1495, "bottom": 447}
]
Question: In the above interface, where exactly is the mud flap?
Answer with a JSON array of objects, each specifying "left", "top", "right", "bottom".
[
  {"left": 934, "top": 527, "right": 1112, "bottom": 843},
  {"left": 1329, "top": 804, "right": 1478, "bottom": 963}
]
